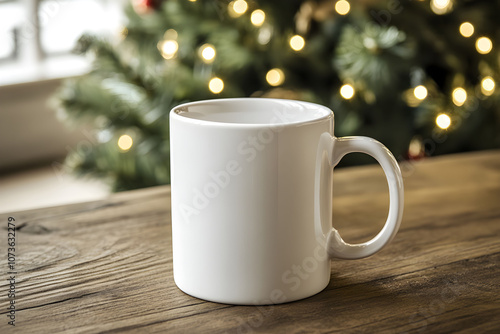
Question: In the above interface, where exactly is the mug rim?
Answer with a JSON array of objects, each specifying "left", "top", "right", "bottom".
[{"left": 169, "top": 98, "right": 333, "bottom": 128}]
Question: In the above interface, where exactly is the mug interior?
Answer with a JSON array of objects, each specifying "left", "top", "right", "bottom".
[{"left": 172, "top": 98, "right": 332, "bottom": 126}]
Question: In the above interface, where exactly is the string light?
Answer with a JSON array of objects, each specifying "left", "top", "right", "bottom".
[
  {"left": 408, "top": 136, "right": 424, "bottom": 158},
  {"left": 257, "top": 26, "right": 273, "bottom": 45},
  {"left": 459, "top": 22, "right": 474, "bottom": 37},
  {"left": 432, "top": 0, "right": 451, "bottom": 9},
  {"left": 335, "top": 0, "right": 350, "bottom": 15},
  {"left": 430, "top": 0, "right": 453, "bottom": 15},
  {"left": 452, "top": 87, "right": 467, "bottom": 106},
  {"left": 118, "top": 134, "right": 133, "bottom": 151},
  {"left": 340, "top": 84, "right": 355, "bottom": 99},
  {"left": 481, "top": 76, "right": 495, "bottom": 96},
  {"left": 413, "top": 85, "right": 428, "bottom": 100},
  {"left": 289, "top": 35, "right": 305, "bottom": 51},
  {"left": 228, "top": 0, "right": 248, "bottom": 17},
  {"left": 158, "top": 40, "right": 178, "bottom": 59},
  {"left": 251, "top": 9, "right": 265, "bottom": 27},
  {"left": 436, "top": 113, "right": 451, "bottom": 129},
  {"left": 233, "top": 0, "right": 248, "bottom": 13},
  {"left": 157, "top": 29, "right": 179, "bottom": 59},
  {"left": 475, "top": 37, "right": 493, "bottom": 54},
  {"left": 209, "top": 77, "right": 224, "bottom": 94},
  {"left": 266, "top": 68, "right": 285, "bottom": 86},
  {"left": 199, "top": 44, "right": 216, "bottom": 63},
  {"left": 163, "top": 29, "right": 178, "bottom": 40}
]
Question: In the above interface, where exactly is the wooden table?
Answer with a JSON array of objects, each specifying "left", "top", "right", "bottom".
[{"left": 1, "top": 150, "right": 499, "bottom": 333}]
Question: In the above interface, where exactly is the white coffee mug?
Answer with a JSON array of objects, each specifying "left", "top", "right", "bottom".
[{"left": 170, "top": 98, "right": 403, "bottom": 305}]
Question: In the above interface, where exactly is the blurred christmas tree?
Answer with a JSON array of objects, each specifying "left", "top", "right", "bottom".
[{"left": 54, "top": 0, "right": 500, "bottom": 191}]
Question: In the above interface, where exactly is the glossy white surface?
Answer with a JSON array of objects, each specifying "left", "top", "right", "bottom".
[
  {"left": 170, "top": 98, "right": 404, "bottom": 305},
  {"left": 176, "top": 98, "right": 331, "bottom": 125},
  {"left": 315, "top": 134, "right": 404, "bottom": 259}
]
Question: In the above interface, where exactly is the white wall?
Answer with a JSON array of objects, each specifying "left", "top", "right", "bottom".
[{"left": 0, "top": 78, "right": 87, "bottom": 173}]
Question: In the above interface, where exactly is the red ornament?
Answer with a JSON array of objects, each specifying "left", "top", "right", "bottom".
[
  {"left": 133, "top": 0, "right": 164, "bottom": 14},
  {"left": 407, "top": 136, "right": 426, "bottom": 160}
]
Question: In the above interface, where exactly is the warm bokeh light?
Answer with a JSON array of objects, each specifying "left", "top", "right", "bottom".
[
  {"left": 159, "top": 40, "right": 178, "bottom": 59},
  {"left": 340, "top": 84, "right": 355, "bottom": 99},
  {"left": 232, "top": 0, "right": 248, "bottom": 15},
  {"left": 208, "top": 77, "right": 224, "bottom": 94},
  {"left": 413, "top": 85, "right": 428, "bottom": 100},
  {"left": 257, "top": 26, "right": 272, "bottom": 45},
  {"left": 163, "top": 29, "right": 178, "bottom": 40},
  {"left": 251, "top": 9, "right": 265, "bottom": 26},
  {"left": 459, "top": 22, "right": 474, "bottom": 37},
  {"left": 335, "top": 0, "right": 350, "bottom": 15},
  {"left": 481, "top": 76, "right": 495, "bottom": 96},
  {"left": 436, "top": 114, "right": 451, "bottom": 129},
  {"left": 289, "top": 35, "right": 305, "bottom": 51},
  {"left": 408, "top": 137, "right": 424, "bottom": 158},
  {"left": 266, "top": 68, "right": 285, "bottom": 86},
  {"left": 199, "top": 44, "right": 216, "bottom": 63},
  {"left": 452, "top": 87, "right": 467, "bottom": 106},
  {"left": 430, "top": 0, "right": 453, "bottom": 15},
  {"left": 476, "top": 37, "right": 493, "bottom": 54},
  {"left": 432, "top": 0, "right": 451, "bottom": 9},
  {"left": 118, "top": 134, "right": 133, "bottom": 151}
]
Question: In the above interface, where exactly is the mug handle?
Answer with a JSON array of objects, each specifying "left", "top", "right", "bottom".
[{"left": 315, "top": 133, "right": 404, "bottom": 259}]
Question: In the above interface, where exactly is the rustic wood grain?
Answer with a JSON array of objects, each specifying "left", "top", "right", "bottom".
[{"left": 1, "top": 150, "right": 499, "bottom": 333}]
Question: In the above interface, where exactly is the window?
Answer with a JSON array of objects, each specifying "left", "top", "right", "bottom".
[
  {"left": 0, "top": 0, "right": 124, "bottom": 86},
  {"left": 0, "top": 0, "right": 22, "bottom": 62}
]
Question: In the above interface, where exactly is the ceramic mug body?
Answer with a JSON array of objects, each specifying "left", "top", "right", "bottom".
[{"left": 169, "top": 98, "right": 403, "bottom": 305}]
